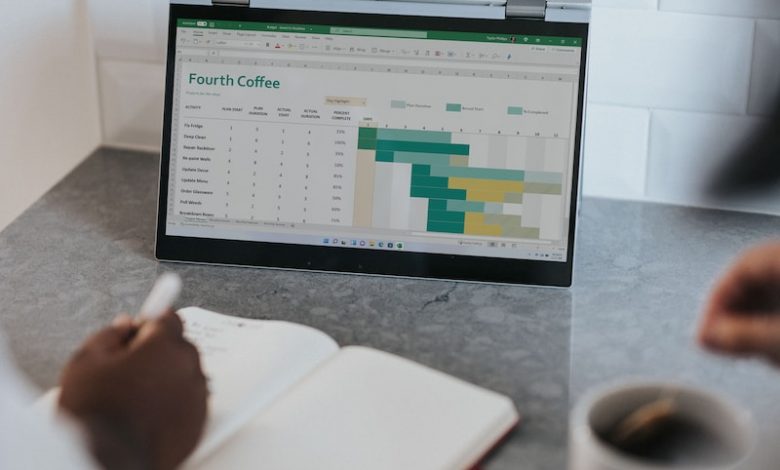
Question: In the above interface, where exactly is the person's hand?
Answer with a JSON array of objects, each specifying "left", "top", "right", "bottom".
[
  {"left": 58, "top": 312, "right": 208, "bottom": 470},
  {"left": 698, "top": 242, "right": 780, "bottom": 365}
]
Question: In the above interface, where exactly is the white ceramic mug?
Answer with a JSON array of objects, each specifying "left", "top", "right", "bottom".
[{"left": 569, "top": 381, "right": 756, "bottom": 470}]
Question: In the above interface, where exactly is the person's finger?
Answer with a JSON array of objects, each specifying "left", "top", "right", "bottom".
[
  {"left": 699, "top": 308, "right": 737, "bottom": 351},
  {"left": 735, "top": 242, "right": 780, "bottom": 282},
  {"left": 708, "top": 271, "right": 745, "bottom": 313},
  {"left": 699, "top": 259, "right": 748, "bottom": 339},
  {"left": 699, "top": 243, "right": 780, "bottom": 335},
  {"left": 179, "top": 339, "right": 204, "bottom": 377},
  {"left": 130, "top": 311, "right": 184, "bottom": 349},
  {"left": 704, "top": 315, "right": 780, "bottom": 360},
  {"left": 81, "top": 322, "right": 137, "bottom": 354},
  {"left": 699, "top": 291, "right": 741, "bottom": 346},
  {"left": 112, "top": 314, "right": 133, "bottom": 328},
  {"left": 158, "top": 310, "right": 185, "bottom": 338},
  {"left": 699, "top": 278, "right": 743, "bottom": 347}
]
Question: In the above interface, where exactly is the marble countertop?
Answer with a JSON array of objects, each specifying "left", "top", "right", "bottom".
[{"left": 1, "top": 148, "right": 779, "bottom": 469}]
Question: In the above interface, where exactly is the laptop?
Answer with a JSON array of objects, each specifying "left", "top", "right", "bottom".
[{"left": 156, "top": 0, "right": 590, "bottom": 286}]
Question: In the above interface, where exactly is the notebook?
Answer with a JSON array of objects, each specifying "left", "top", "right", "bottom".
[
  {"left": 38, "top": 307, "right": 519, "bottom": 469},
  {"left": 179, "top": 307, "right": 519, "bottom": 469},
  {"left": 156, "top": 2, "right": 590, "bottom": 286}
]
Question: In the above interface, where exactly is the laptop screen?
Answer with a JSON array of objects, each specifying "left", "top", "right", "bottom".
[{"left": 163, "top": 12, "right": 584, "bottom": 269}]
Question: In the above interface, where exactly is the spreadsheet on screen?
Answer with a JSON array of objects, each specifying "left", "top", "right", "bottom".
[{"left": 166, "top": 19, "right": 583, "bottom": 262}]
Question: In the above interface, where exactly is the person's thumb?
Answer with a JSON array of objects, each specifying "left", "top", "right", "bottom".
[
  {"left": 710, "top": 315, "right": 780, "bottom": 362},
  {"left": 81, "top": 321, "right": 137, "bottom": 354}
]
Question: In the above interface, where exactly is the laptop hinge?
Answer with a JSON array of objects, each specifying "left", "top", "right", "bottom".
[
  {"left": 505, "top": 0, "right": 546, "bottom": 19},
  {"left": 212, "top": 0, "right": 249, "bottom": 6},
  {"left": 544, "top": 1, "right": 591, "bottom": 23},
  {"left": 506, "top": 0, "right": 591, "bottom": 22}
]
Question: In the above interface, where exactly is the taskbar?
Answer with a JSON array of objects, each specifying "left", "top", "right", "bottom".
[{"left": 166, "top": 223, "right": 567, "bottom": 262}]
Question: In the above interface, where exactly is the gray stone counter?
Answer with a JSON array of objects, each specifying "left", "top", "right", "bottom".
[{"left": 1, "top": 148, "right": 779, "bottom": 469}]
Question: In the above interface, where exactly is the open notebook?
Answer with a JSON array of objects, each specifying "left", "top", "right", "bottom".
[
  {"left": 42, "top": 307, "right": 519, "bottom": 469},
  {"left": 183, "top": 307, "right": 519, "bottom": 469}
]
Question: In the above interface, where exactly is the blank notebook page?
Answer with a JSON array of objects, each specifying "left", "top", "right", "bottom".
[{"left": 196, "top": 346, "right": 519, "bottom": 470}]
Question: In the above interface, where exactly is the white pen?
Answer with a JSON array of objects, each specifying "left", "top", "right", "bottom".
[{"left": 138, "top": 273, "right": 183, "bottom": 320}]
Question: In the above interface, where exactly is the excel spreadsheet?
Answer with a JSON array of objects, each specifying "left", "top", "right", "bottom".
[{"left": 165, "top": 19, "right": 583, "bottom": 262}]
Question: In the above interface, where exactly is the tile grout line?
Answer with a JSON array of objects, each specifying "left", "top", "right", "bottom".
[
  {"left": 586, "top": 101, "right": 764, "bottom": 120},
  {"left": 744, "top": 19, "right": 760, "bottom": 116},
  {"left": 98, "top": 56, "right": 167, "bottom": 67},
  {"left": 642, "top": 108, "right": 653, "bottom": 199}
]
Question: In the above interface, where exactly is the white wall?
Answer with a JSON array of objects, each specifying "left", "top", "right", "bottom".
[
  {"left": 90, "top": 0, "right": 780, "bottom": 214},
  {"left": 584, "top": 0, "right": 780, "bottom": 215},
  {"left": 0, "top": 0, "right": 102, "bottom": 231}
]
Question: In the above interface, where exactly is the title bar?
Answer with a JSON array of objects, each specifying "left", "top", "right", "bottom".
[{"left": 177, "top": 19, "right": 583, "bottom": 47}]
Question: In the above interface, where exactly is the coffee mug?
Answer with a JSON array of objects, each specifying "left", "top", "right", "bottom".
[{"left": 569, "top": 381, "right": 756, "bottom": 470}]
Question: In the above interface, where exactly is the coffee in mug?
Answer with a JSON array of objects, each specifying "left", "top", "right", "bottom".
[{"left": 569, "top": 382, "right": 755, "bottom": 470}]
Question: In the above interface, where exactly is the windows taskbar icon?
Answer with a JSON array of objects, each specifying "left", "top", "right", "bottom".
[{"left": 322, "top": 238, "right": 403, "bottom": 250}]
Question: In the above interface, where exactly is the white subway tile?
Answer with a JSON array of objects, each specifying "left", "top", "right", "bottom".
[
  {"left": 88, "top": 0, "right": 162, "bottom": 62},
  {"left": 582, "top": 104, "right": 650, "bottom": 199},
  {"left": 592, "top": 0, "right": 657, "bottom": 9},
  {"left": 659, "top": 0, "right": 780, "bottom": 20},
  {"left": 99, "top": 60, "right": 166, "bottom": 150},
  {"left": 588, "top": 8, "right": 754, "bottom": 114},
  {"left": 646, "top": 110, "right": 766, "bottom": 206},
  {"left": 749, "top": 20, "right": 780, "bottom": 116}
]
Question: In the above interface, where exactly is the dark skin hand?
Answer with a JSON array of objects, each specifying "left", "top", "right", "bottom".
[
  {"left": 699, "top": 242, "right": 780, "bottom": 365},
  {"left": 59, "top": 312, "right": 208, "bottom": 470}
]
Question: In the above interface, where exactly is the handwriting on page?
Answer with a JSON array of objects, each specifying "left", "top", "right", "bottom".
[{"left": 184, "top": 316, "right": 266, "bottom": 359}]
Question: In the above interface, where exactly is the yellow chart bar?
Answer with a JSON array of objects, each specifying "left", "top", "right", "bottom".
[
  {"left": 466, "top": 190, "right": 509, "bottom": 203},
  {"left": 448, "top": 177, "right": 524, "bottom": 193},
  {"left": 465, "top": 213, "right": 503, "bottom": 236}
]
